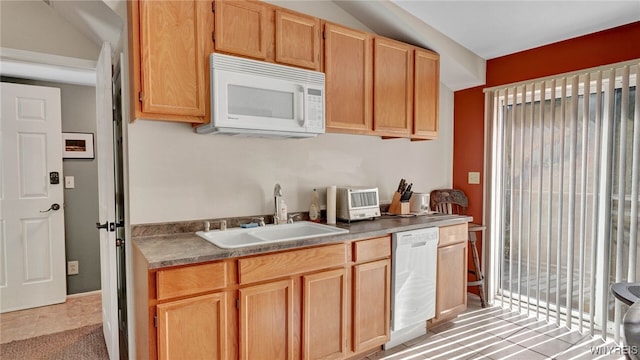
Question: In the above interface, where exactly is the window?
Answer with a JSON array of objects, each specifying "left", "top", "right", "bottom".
[{"left": 486, "top": 61, "right": 639, "bottom": 342}]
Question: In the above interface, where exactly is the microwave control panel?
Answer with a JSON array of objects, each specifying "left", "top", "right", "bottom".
[{"left": 306, "top": 88, "right": 324, "bottom": 130}]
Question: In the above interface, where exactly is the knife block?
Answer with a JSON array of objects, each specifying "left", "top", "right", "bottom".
[{"left": 389, "top": 192, "right": 410, "bottom": 215}]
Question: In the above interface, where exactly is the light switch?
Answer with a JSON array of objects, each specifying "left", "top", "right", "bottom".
[
  {"left": 65, "top": 176, "right": 75, "bottom": 189},
  {"left": 468, "top": 172, "right": 480, "bottom": 185}
]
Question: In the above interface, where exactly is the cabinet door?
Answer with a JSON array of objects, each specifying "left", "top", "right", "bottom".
[
  {"left": 413, "top": 49, "right": 440, "bottom": 140},
  {"left": 137, "top": 0, "right": 212, "bottom": 121},
  {"left": 239, "top": 279, "right": 295, "bottom": 360},
  {"left": 324, "top": 23, "right": 373, "bottom": 134},
  {"left": 352, "top": 259, "right": 390, "bottom": 352},
  {"left": 373, "top": 37, "right": 413, "bottom": 137},
  {"left": 275, "top": 10, "right": 321, "bottom": 70},
  {"left": 214, "top": 0, "right": 268, "bottom": 59},
  {"left": 302, "top": 268, "right": 347, "bottom": 360},
  {"left": 156, "top": 292, "right": 228, "bottom": 360},
  {"left": 435, "top": 242, "right": 467, "bottom": 320}
]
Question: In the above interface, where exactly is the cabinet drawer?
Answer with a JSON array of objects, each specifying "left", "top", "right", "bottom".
[
  {"left": 157, "top": 261, "right": 228, "bottom": 301},
  {"left": 353, "top": 236, "right": 391, "bottom": 263},
  {"left": 438, "top": 223, "right": 468, "bottom": 247},
  {"left": 238, "top": 244, "right": 347, "bottom": 284}
]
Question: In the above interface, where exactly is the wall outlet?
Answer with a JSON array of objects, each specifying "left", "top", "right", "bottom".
[
  {"left": 468, "top": 172, "right": 481, "bottom": 185},
  {"left": 67, "top": 261, "right": 79, "bottom": 275}
]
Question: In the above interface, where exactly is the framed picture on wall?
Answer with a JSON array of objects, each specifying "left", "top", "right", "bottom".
[{"left": 62, "top": 132, "right": 94, "bottom": 159}]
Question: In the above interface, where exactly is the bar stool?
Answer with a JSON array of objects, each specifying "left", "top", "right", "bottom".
[{"left": 430, "top": 189, "right": 488, "bottom": 308}]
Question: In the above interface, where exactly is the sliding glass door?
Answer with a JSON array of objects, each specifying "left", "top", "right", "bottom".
[{"left": 486, "top": 61, "right": 639, "bottom": 343}]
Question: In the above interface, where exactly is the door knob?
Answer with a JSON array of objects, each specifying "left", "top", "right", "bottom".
[{"left": 40, "top": 203, "right": 61, "bottom": 212}]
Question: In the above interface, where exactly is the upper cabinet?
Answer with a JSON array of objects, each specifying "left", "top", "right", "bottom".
[
  {"left": 324, "top": 23, "right": 373, "bottom": 134},
  {"left": 324, "top": 28, "right": 440, "bottom": 139},
  {"left": 213, "top": 1, "right": 322, "bottom": 71},
  {"left": 372, "top": 37, "right": 413, "bottom": 138},
  {"left": 214, "top": 0, "right": 269, "bottom": 60},
  {"left": 275, "top": 10, "right": 322, "bottom": 70},
  {"left": 413, "top": 49, "right": 440, "bottom": 140},
  {"left": 128, "top": 0, "right": 439, "bottom": 134},
  {"left": 128, "top": 0, "right": 213, "bottom": 123}
]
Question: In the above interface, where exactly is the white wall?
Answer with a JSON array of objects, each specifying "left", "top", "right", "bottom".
[
  {"left": 127, "top": 84, "right": 453, "bottom": 224},
  {"left": 0, "top": 1, "right": 99, "bottom": 60},
  {"left": 126, "top": 0, "right": 454, "bottom": 225}
]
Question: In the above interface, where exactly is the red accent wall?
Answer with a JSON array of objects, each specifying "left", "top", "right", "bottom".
[{"left": 453, "top": 21, "right": 640, "bottom": 290}]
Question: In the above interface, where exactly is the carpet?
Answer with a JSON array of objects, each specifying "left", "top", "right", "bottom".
[{"left": 0, "top": 323, "right": 108, "bottom": 360}]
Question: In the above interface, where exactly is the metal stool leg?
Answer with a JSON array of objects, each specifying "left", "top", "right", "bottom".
[{"left": 468, "top": 230, "right": 487, "bottom": 308}]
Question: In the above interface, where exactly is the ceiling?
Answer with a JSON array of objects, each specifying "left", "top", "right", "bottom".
[
  {"left": 390, "top": 0, "right": 640, "bottom": 60},
  {"left": 335, "top": 0, "right": 640, "bottom": 89}
]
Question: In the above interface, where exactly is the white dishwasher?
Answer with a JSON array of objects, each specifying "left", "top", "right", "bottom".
[{"left": 385, "top": 227, "right": 439, "bottom": 349}]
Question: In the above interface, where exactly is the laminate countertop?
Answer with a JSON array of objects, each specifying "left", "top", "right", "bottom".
[{"left": 133, "top": 213, "right": 472, "bottom": 270}]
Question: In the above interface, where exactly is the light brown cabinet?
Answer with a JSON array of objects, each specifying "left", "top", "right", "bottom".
[
  {"left": 213, "top": 1, "right": 322, "bottom": 71},
  {"left": 351, "top": 236, "right": 391, "bottom": 352},
  {"left": 302, "top": 268, "right": 347, "bottom": 360},
  {"left": 214, "top": 0, "right": 269, "bottom": 60},
  {"left": 128, "top": 0, "right": 213, "bottom": 123},
  {"left": 128, "top": 0, "right": 439, "bottom": 132},
  {"left": 324, "top": 23, "right": 373, "bottom": 134},
  {"left": 412, "top": 49, "right": 440, "bottom": 140},
  {"left": 324, "top": 28, "right": 440, "bottom": 139},
  {"left": 430, "top": 223, "right": 468, "bottom": 326},
  {"left": 239, "top": 279, "right": 295, "bottom": 360},
  {"left": 134, "top": 236, "right": 392, "bottom": 360},
  {"left": 373, "top": 37, "right": 413, "bottom": 137},
  {"left": 275, "top": 10, "right": 322, "bottom": 70},
  {"left": 237, "top": 244, "right": 346, "bottom": 360},
  {"left": 157, "top": 292, "right": 228, "bottom": 360},
  {"left": 352, "top": 259, "right": 391, "bottom": 352}
]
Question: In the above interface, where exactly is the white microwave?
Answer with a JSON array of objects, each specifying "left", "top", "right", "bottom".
[{"left": 196, "top": 53, "right": 325, "bottom": 138}]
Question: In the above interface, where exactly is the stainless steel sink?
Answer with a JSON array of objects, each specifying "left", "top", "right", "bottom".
[{"left": 196, "top": 221, "right": 349, "bottom": 249}]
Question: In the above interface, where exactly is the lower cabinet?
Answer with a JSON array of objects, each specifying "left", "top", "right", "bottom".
[
  {"left": 352, "top": 259, "right": 391, "bottom": 352},
  {"left": 302, "top": 268, "right": 347, "bottom": 360},
  {"left": 430, "top": 223, "right": 468, "bottom": 326},
  {"left": 135, "top": 236, "right": 392, "bottom": 360},
  {"left": 239, "top": 279, "right": 295, "bottom": 360},
  {"left": 156, "top": 292, "right": 228, "bottom": 360}
]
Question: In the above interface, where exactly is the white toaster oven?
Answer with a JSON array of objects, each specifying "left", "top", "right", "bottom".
[{"left": 336, "top": 187, "right": 380, "bottom": 222}]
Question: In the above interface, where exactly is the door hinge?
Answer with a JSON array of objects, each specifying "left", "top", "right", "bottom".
[
  {"left": 322, "top": 31, "right": 326, "bottom": 40},
  {"left": 212, "top": 31, "right": 215, "bottom": 43},
  {"left": 211, "top": 2, "right": 215, "bottom": 12},
  {"left": 236, "top": 298, "right": 239, "bottom": 309},
  {"left": 154, "top": 315, "right": 158, "bottom": 328},
  {"left": 138, "top": 91, "right": 143, "bottom": 103}
]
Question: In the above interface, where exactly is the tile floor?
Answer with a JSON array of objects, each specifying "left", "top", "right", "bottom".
[
  {"left": 367, "top": 294, "right": 626, "bottom": 360},
  {"left": 0, "top": 291, "right": 102, "bottom": 344}
]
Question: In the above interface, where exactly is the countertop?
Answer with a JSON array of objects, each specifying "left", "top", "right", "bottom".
[{"left": 133, "top": 213, "right": 472, "bottom": 270}]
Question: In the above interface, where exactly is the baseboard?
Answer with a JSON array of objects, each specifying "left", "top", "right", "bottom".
[{"left": 67, "top": 290, "right": 102, "bottom": 299}]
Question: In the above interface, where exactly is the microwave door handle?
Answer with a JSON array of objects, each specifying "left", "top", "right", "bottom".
[{"left": 297, "top": 86, "right": 305, "bottom": 127}]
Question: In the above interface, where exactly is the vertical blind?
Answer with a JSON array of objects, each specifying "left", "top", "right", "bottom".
[{"left": 485, "top": 60, "right": 639, "bottom": 342}]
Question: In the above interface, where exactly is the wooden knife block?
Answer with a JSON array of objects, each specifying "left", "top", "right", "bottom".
[{"left": 389, "top": 192, "right": 410, "bottom": 215}]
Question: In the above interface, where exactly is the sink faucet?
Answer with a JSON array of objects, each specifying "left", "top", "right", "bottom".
[
  {"left": 273, "top": 183, "right": 283, "bottom": 224},
  {"left": 287, "top": 213, "right": 301, "bottom": 224}
]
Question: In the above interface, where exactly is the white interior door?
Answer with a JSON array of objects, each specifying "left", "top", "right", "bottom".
[
  {"left": 96, "top": 42, "right": 118, "bottom": 359},
  {"left": 0, "top": 82, "right": 66, "bottom": 313}
]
